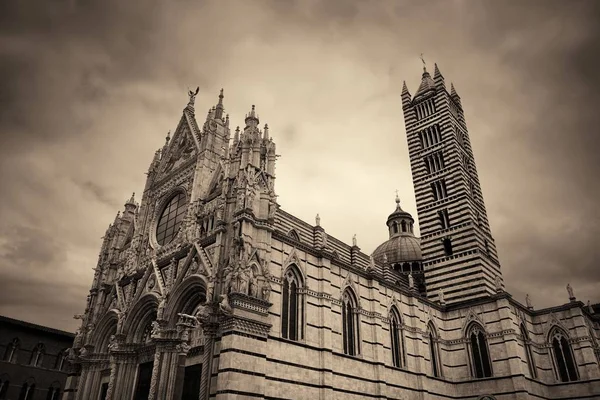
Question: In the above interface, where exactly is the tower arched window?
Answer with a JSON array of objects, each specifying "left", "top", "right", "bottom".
[
  {"left": 342, "top": 289, "right": 360, "bottom": 356},
  {"left": 400, "top": 220, "right": 407, "bottom": 233},
  {"left": 281, "top": 265, "right": 304, "bottom": 341},
  {"left": 393, "top": 222, "right": 399, "bottom": 234},
  {"left": 549, "top": 327, "right": 578, "bottom": 382},
  {"left": 428, "top": 323, "right": 442, "bottom": 377},
  {"left": 389, "top": 307, "right": 406, "bottom": 368},
  {"left": 155, "top": 191, "right": 188, "bottom": 246},
  {"left": 30, "top": 343, "right": 45, "bottom": 367},
  {"left": 4, "top": 338, "right": 20, "bottom": 363},
  {"left": 467, "top": 323, "right": 492, "bottom": 378},
  {"left": 520, "top": 324, "right": 536, "bottom": 379}
]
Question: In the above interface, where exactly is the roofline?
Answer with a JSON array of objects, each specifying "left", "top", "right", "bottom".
[{"left": 0, "top": 315, "right": 75, "bottom": 339}]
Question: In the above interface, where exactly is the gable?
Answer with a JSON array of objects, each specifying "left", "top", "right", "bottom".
[{"left": 156, "top": 116, "right": 201, "bottom": 182}]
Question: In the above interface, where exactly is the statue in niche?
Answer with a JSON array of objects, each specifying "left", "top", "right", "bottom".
[
  {"left": 248, "top": 269, "right": 259, "bottom": 297},
  {"left": 151, "top": 320, "right": 161, "bottom": 338},
  {"left": 107, "top": 335, "right": 118, "bottom": 352},
  {"left": 206, "top": 275, "right": 215, "bottom": 302},
  {"left": 157, "top": 295, "right": 168, "bottom": 320},
  {"left": 316, "top": 214, "right": 321, "bottom": 227},
  {"left": 116, "top": 310, "right": 127, "bottom": 334},
  {"left": 237, "top": 189, "right": 245, "bottom": 210},
  {"left": 189, "top": 257, "right": 199, "bottom": 274},
  {"left": 260, "top": 279, "right": 272, "bottom": 301},
  {"left": 408, "top": 273, "right": 414, "bottom": 289}
]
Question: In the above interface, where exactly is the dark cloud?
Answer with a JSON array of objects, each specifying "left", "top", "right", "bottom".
[{"left": 1, "top": 0, "right": 599, "bottom": 331}]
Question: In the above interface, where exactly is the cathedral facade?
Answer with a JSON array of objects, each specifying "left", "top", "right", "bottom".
[{"left": 64, "top": 65, "right": 600, "bottom": 400}]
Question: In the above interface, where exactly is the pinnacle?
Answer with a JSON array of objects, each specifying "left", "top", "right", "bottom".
[
  {"left": 450, "top": 82, "right": 459, "bottom": 97},
  {"left": 433, "top": 63, "right": 442, "bottom": 78}
]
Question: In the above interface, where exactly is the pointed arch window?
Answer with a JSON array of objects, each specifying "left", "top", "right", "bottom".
[
  {"left": 281, "top": 265, "right": 304, "bottom": 341},
  {"left": 389, "top": 308, "right": 406, "bottom": 368},
  {"left": 45, "top": 383, "right": 61, "bottom": 400},
  {"left": 30, "top": 343, "right": 45, "bottom": 367},
  {"left": 428, "top": 323, "right": 442, "bottom": 377},
  {"left": 4, "top": 338, "right": 20, "bottom": 363},
  {"left": 156, "top": 192, "right": 188, "bottom": 246},
  {"left": 18, "top": 381, "right": 35, "bottom": 400},
  {"left": 0, "top": 375, "right": 10, "bottom": 400},
  {"left": 519, "top": 324, "right": 536, "bottom": 379},
  {"left": 550, "top": 328, "right": 578, "bottom": 382},
  {"left": 467, "top": 323, "right": 492, "bottom": 378},
  {"left": 342, "top": 289, "right": 360, "bottom": 356}
]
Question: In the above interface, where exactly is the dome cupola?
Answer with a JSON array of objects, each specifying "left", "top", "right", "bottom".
[{"left": 372, "top": 194, "right": 422, "bottom": 272}]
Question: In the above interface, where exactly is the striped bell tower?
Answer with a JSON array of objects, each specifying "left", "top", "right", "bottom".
[{"left": 401, "top": 62, "right": 502, "bottom": 304}]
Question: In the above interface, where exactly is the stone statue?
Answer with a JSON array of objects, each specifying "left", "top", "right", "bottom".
[
  {"left": 219, "top": 294, "right": 233, "bottom": 315},
  {"left": 315, "top": 214, "right": 321, "bottom": 227},
  {"left": 151, "top": 320, "right": 161, "bottom": 337},
  {"left": 79, "top": 347, "right": 88, "bottom": 357},
  {"left": 438, "top": 289, "right": 445, "bottom": 304},
  {"left": 107, "top": 335, "right": 118, "bottom": 352},
  {"left": 260, "top": 280, "right": 272, "bottom": 301},
  {"left": 157, "top": 295, "right": 168, "bottom": 320},
  {"left": 189, "top": 257, "right": 199, "bottom": 273},
  {"left": 567, "top": 283, "right": 575, "bottom": 300},
  {"left": 408, "top": 273, "right": 414, "bottom": 289},
  {"left": 117, "top": 310, "right": 127, "bottom": 334},
  {"left": 526, "top": 294, "right": 533, "bottom": 309},
  {"left": 368, "top": 256, "right": 376, "bottom": 272},
  {"left": 187, "top": 87, "right": 199, "bottom": 107},
  {"left": 195, "top": 305, "right": 211, "bottom": 324},
  {"left": 495, "top": 275, "right": 502, "bottom": 292},
  {"left": 352, "top": 234, "right": 357, "bottom": 247}
]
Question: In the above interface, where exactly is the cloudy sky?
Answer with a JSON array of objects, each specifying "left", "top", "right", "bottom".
[{"left": 1, "top": 0, "right": 599, "bottom": 333}]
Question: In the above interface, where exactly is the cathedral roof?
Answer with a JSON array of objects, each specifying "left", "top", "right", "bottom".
[{"left": 371, "top": 234, "right": 422, "bottom": 265}]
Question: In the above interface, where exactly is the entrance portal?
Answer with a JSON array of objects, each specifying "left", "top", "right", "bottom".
[
  {"left": 181, "top": 364, "right": 202, "bottom": 400},
  {"left": 133, "top": 361, "right": 153, "bottom": 400}
]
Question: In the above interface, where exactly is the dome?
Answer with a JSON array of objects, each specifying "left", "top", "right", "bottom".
[
  {"left": 372, "top": 234, "right": 422, "bottom": 265},
  {"left": 371, "top": 194, "right": 422, "bottom": 266}
]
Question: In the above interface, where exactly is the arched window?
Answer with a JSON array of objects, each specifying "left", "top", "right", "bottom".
[
  {"left": 393, "top": 222, "right": 398, "bottom": 234},
  {"left": 45, "top": 382, "right": 61, "bottom": 400},
  {"left": 18, "top": 380, "right": 35, "bottom": 400},
  {"left": 400, "top": 220, "right": 407, "bottom": 233},
  {"left": 428, "top": 323, "right": 442, "bottom": 377},
  {"left": 342, "top": 289, "right": 360, "bottom": 356},
  {"left": 4, "top": 338, "right": 19, "bottom": 363},
  {"left": 389, "top": 308, "right": 405, "bottom": 368},
  {"left": 54, "top": 350, "right": 67, "bottom": 371},
  {"left": 520, "top": 324, "right": 536, "bottom": 379},
  {"left": 156, "top": 192, "right": 188, "bottom": 246},
  {"left": 467, "top": 323, "right": 492, "bottom": 378},
  {"left": 281, "top": 265, "right": 304, "bottom": 341},
  {"left": 0, "top": 374, "right": 10, "bottom": 400},
  {"left": 30, "top": 343, "right": 45, "bottom": 367},
  {"left": 549, "top": 327, "right": 578, "bottom": 382}
]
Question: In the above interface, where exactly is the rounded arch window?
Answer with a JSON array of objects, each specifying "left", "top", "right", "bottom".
[{"left": 156, "top": 192, "right": 188, "bottom": 246}]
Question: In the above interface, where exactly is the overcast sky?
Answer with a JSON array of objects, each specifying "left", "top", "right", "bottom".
[{"left": 1, "top": 0, "right": 599, "bottom": 333}]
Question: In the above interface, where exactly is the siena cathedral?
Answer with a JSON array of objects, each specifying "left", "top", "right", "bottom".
[{"left": 63, "top": 64, "right": 600, "bottom": 400}]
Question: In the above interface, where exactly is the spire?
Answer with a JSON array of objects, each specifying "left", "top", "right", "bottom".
[
  {"left": 234, "top": 126, "right": 240, "bottom": 142},
  {"left": 263, "top": 123, "right": 269, "bottom": 140},
  {"left": 214, "top": 88, "right": 224, "bottom": 120},
  {"left": 413, "top": 55, "right": 436, "bottom": 100},
  {"left": 433, "top": 63, "right": 445, "bottom": 89},
  {"left": 245, "top": 105, "right": 260, "bottom": 129},
  {"left": 125, "top": 192, "right": 136, "bottom": 207},
  {"left": 401, "top": 80, "right": 412, "bottom": 106},
  {"left": 450, "top": 82, "right": 460, "bottom": 98}
]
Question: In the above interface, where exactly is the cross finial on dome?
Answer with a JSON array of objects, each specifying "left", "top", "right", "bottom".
[
  {"left": 395, "top": 190, "right": 401, "bottom": 207},
  {"left": 420, "top": 53, "right": 427, "bottom": 73}
]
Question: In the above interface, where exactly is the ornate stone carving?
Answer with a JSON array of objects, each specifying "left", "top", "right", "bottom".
[{"left": 219, "top": 294, "right": 233, "bottom": 316}]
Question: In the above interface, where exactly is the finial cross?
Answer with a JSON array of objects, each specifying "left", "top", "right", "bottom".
[{"left": 420, "top": 53, "right": 427, "bottom": 71}]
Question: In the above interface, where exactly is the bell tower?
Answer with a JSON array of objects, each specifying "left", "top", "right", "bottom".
[{"left": 401, "top": 62, "right": 502, "bottom": 304}]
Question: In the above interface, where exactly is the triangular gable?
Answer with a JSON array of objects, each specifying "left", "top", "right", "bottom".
[
  {"left": 282, "top": 247, "right": 303, "bottom": 275},
  {"left": 156, "top": 113, "right": 201, "bottom": 180}
]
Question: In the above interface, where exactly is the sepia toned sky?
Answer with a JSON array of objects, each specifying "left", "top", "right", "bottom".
[{"left": 1, "top": 0, "right": 599, "bottom": 333}]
